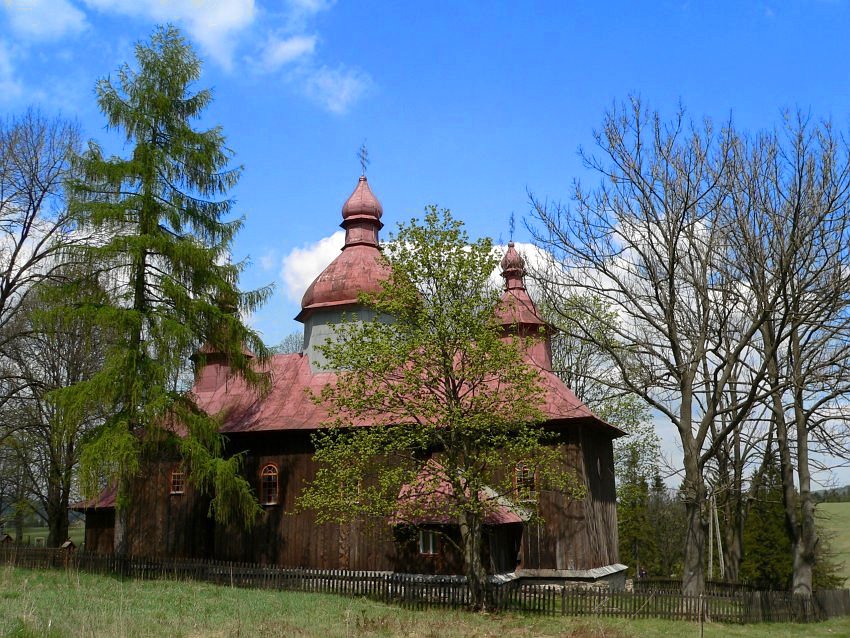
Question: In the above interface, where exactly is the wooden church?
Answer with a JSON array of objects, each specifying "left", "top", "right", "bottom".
[{"left": 76, "top": 176, "right": 626, "bottom": 586}]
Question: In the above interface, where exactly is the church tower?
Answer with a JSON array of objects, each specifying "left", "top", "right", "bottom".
[
  {"left": 295, "top": 176, "right": 390, "bottom": 371},
  {"left": 494, "top": 241, "right": 554, "bottom": 371}
]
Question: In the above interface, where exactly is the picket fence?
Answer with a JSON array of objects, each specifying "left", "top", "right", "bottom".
[{"left": 2, "top": 545, "right": 849, "bottom": 623}]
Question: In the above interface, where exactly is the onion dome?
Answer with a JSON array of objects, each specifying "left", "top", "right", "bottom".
[
  {"left": 296, "top": 176, "right": 390, "bottom": 322},
  {"left": 495, "top": 242, "right": 547, "bottom": 329},
  {"left": 342, "top": 175, "right": 383, "bottom": 222},
  {"left": 501, "top": 241, "right": 526, "bottom": 289}
]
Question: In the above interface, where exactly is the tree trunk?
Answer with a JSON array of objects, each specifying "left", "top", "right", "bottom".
[
  {"left": 681, "top": 475, "right": 706, "bottom": 594},
  {"left": 791, "top": 328, "right": 816, "bottom": 595},
  {"left": 681, "top": 423, "right": 706, "bottom": 594},
  {"left": 114, "top": 477, "right": 130, "bottom": 562},
  {"left": 459, "top": 510, "right": 488, "bottom": 610},
  {"left": 46, "top": 487, "right": 68, "bottom": 548},
  {"left": 13, "top": 504, "right": 24, "bottom": 544}
]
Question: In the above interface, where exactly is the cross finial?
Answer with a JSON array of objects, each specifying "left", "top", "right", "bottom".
[
  {"left": 358, "top": 142, "right": 370, "bottom": 176},
  {"left": 509, "top": 212, "right": 516, "bottom": 241}
]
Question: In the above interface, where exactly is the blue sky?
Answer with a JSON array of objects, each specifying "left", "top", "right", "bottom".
[{"left": 4, "top": 1, "right": 850, "bottom": 482}]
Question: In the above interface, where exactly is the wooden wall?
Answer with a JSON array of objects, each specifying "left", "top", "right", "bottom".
[
  {"left": 83, "top": 510, "right": 114, "bottom": 554},
  {"left": 519, "top": 424, "right": 619, "bottom": 572},
  {"left": 125, "top": 456, "right": 213, "bottom": 558},
  {"left": 103, "top": 423, "right": 618, "bottom": 575},
  {"left": 214, "top": 431, "right": 397, "bottom": 571}
]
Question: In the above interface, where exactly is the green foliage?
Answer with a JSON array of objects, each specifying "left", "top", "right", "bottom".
[
  {"left": 739, "top": 460, "right": 845, "bottom": 591},
  {"left": 53, "top": 25, "right": 270, "bottom": 529},
  {"left": 297, "top": 208, "right": 584, "bottom": 601},
  {"left": 816, "top": 502, "right": 850, "bottom": 587},
  {"left": 645, "top": 476, "right": 687, "bottom": 579},
  {"left": 740, "top": 458, "right": 793, "bottom": 590},
  {"left": 616, "top": 449, "right": 657, "bottom": 578},
  {"left": 813, "top": 524, "right": 845, "bottom": 590}
]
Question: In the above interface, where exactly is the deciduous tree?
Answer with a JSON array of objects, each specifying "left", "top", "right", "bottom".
[
  {"left": 298, "top": 208, "right": 583, "bottom": 609},
  {"left": 0, "top": 110, "right": 81, "bottom": 423},
  {"left": 529, "top": 99, "right": 782, "bottom": 593}
]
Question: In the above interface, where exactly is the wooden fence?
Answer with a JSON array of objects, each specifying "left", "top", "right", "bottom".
[{"left": 2, "top": 546, "right": 849, "bottom": 623}]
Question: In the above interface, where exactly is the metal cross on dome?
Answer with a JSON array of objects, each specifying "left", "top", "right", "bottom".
[{"left": 358, "top": 143, "right": 370, "bottom": 176}]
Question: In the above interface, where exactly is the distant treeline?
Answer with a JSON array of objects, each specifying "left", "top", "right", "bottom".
[{"left": 814, "top": 486, "right": 850, "bottom": 504}]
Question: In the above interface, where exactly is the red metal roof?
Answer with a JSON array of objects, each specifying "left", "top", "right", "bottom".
[
  {"left": 297, "top": 244, "right": 391, "bottom": 318},
  {"left": 394, "top": 460, "right": 525, "bottom": 526},
  {"left": 70, "top": 484, "right": 117, "bottom": 511},
  {"left": 190, "top": 350, "right": 619, "bottom": 435},
  {"left": 495, "top": 241, "right": 548, "bottom": 330},
  {"left": 342, "top": 175, "right": 383, "bottom": 221}
]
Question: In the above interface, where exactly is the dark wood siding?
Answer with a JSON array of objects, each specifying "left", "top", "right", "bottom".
[
  {"left": 83, "top": 510, "right": 114, "bottom": 554},
  {"left": 519, "top": 425, "right": 619, "bottom": 572},
  {"left": 125, "top": 457, "right": 212, "bottom": 558},
  {"left": 213, "top": 431, "right": 397, "bottom": 571},
  {"left": 92, "top": 423, "right": 619, "bottom": 575}
]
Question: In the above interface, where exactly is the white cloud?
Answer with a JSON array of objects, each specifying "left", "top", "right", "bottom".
[
  {"left": 2, "top": 0, "right": 88, "bottom": 39},
  {"left": 280, "top": 230, "right": 344, "bottom": 302},
  {"left": 259, "top": 249, "right": 276, "bottom": 271},
  {"left": 288, "top": 0, "right": 334, "bottom": 13},
  {"left": 283, "top": 0, "right": 334, "bottom": 30},
  {"left": 303, "top": 64, "right": 371, "bottom": 115},
  {"left": 255, "top": 33, "right": 316, "bottom": 73},
  {"left": 0, "top": 41, "right": 23, "bottom": 103},
  {"left": 81, "top": 0, "right": 256, "bottom": 69}
]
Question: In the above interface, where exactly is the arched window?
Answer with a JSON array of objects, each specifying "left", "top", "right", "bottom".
[
  {"left": 261, "top": 464, "right": 279, "bottom": 505},
  {"left": 170, "top": 468, "right": 185, "bottom": 495},
  {"left": 515, "top": 462, "right": 537, "bottom": 501}
]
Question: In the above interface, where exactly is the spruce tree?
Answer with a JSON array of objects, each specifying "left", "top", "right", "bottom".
[
  {"left": 57, "top": 25, "right": 269, "bottom": 557},
  {"left": 740, "top": 458, "right": 793, "bottom": 590},
  {"left": 617, "top": 448, "right": 656, "bottom": 578}
]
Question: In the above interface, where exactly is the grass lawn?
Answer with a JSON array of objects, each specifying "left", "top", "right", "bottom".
[
  {"left": 2, "top": 567, "right": 850, "bottom": 638},
  {"left": 816, "top": 502, "right": 850, "bottom": 587}
]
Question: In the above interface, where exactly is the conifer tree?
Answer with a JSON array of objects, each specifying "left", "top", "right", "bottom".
[
  {"left": 740, "top": 457, "right": 793, "bottom": 590},
  {"left": 57, "top": 25, "right": 270, "bottom": 557}
]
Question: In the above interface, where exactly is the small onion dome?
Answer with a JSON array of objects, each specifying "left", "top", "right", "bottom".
[
  {"left": 500, "top": 241, "right": 525, "bottom": 288},
  {"left": 342, "top": 175, "right": 383, "bottom": 221},
  {"left": 495, "top": 242, "right": 547, "bottom": 329},
  {"left": 296, "top": 176, "right": 390, "bottom": 322}
]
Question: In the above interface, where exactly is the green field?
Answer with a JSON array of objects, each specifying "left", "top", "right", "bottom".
[
  {"left": 2, "top": 567, "right": 850, "bottom": 638},
  {"left": 3, "top": 523, "right": 85, "bottom": 549},
  {"left": 816, "top": 502, "right": 850, "bottom": 588}
]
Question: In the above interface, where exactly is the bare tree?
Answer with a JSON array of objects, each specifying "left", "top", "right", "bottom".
[
  {"left": 0, "top": 110, "right": 81, "bottom": 422},
  {"left": 271, "top": 331, "right": 303, "bottom": 355},
  {"left": 2, "top": 274, "right": 106, "bottom": 546},
  {"left": 528, "top": 99, "right": 783, "bottom": 594},
  {"left": 726, "top": 116, "right": 850, "bottom": 594}
]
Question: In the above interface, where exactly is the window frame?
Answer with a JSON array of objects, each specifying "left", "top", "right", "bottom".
[
  {"left": 170, "top": 467, "right": 186, "bottom": 495},
  {"left": 418, "top": 529, "right": 438, "bottom": 556},
  {"left": 260, "top": 464, "right": 280, "bottom": 506},
  {"left": 514, "top": 461, "right": 537, "bottom": 501}
]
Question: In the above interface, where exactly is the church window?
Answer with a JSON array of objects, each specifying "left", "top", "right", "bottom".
[
  {"left": 170, "top": 468, "right": 185, "bottom": 495},
  {"left": 418, "top": 529, "right": 438, "bottom": 555},
  {"left": 515, "top": 462, "right": 537, "bottom": 501},
  {"left": 261, "top": 464, "right": 279, "bottom": 505}
]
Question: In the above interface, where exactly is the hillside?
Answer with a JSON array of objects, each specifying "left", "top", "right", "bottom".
[{"left": 816, "top": 502, "right": 850, "bottom": 588}]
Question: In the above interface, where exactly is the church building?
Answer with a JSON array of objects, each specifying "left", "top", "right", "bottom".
[{"left": 76, "top": 175, "right": 626, "bottom": 586}]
